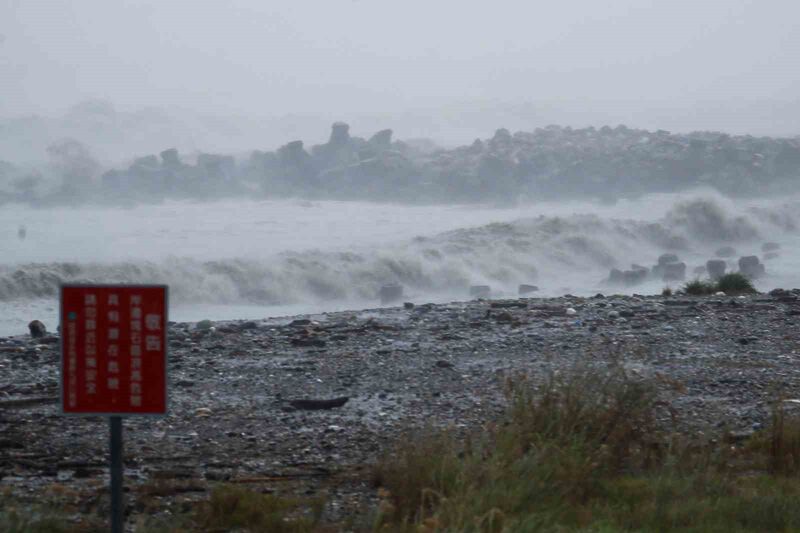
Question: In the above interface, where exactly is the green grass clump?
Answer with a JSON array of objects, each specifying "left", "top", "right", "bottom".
[
  {"left": 682, "top": 278, "right": 717, "bottom": 296},
  {"left": 682, "top": 272, "right": 757, "bottom": 296},
  {"left": 373, "top": 366, "right": 800, "bottom": 532},
  {"left": 0, "top": 500, "right": 77, "bottom": 533},
  {"left": 1, "top": 484, "right": 322, "bottom": 533},
  {"left": 716, "top": 272, "right": 757, "bottom": 295},
  {"left": 193, "top": 485, "right": 321, "bottom": 532}
]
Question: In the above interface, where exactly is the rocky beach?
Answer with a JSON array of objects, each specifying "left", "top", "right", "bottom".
[{"left": 3, "top": 288, "right": 800, "bottom": 527}]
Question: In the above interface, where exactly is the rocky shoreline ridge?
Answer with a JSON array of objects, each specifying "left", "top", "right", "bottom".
[
  {"left": 3, "top": 121, "right": 800, "bottom": 206},
  {"left": 3, "top": 289, "right": 800, "bottom": 523}
]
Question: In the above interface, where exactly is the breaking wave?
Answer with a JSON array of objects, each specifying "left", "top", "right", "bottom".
[{"left": 2, "top": 194, "right": 797, "bottom": 305}]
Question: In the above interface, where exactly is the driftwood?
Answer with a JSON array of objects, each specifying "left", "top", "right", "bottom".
[
  {"left": 289, "top": 397, "right": 349, "bottom": 410},
  {"left": 0, "top": 396, "right": 58, "bottom": 409}
]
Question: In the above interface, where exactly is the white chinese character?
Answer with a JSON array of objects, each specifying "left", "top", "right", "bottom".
[
  {"left": 145, "top": 314, "right": 162, "bottom": 331},
  {"left": 86, "top": 345, "right": 96, "bottom": 356},
  {"left": 85, "top": 369, "right": 97, "bottom": 381},
  {"left": 131, "top": 307, "right": 142, "bottom": 319},
  {"left": 108, "top": 361, "right": 119, "bottom": 373},
  {"left": 107, "top": 377, "right": 119, "bottom": 390},
  {"left": 85, "top": 319, "right": 96, "bottom": 331},
  {"left": 130, "top": 295, "right": 142, "bottom": 305},
  {"left": 130, "top": 395, "right": 142, "bottom": 407},
  {"left": 69, "top": 359, "right": 77, "bottom": 371},
  {"left": 87, "top": 382, "right": 97, "bottom": 395},
  {"left": 86, "top": 357, "right": 97, "bottom": 368},
  {"left": 108, "top": 294, "right": 119, "bottom": 306},
  {"left": 131, "top": 383, "right": 141, "bottom": 394},
  {"left": 131, "top": 357, "right": 142, "bottom": 369},
  {"left": 108, "top": 310, "right": 120, "bottom": 322},
  {"left": 131, "top": 370, "right": 142, "bottom": 381},
  {"left": 131, "top": 332, "right": 141, "bottom": 345},
  {"left": 68, "top": 393, "right": 77, "bottom": 406},
  {"left": 84, "top": 294, "right": 97, "bottom": 305},
  {"left": 85, "top": 307, "right": 97, "bottom": 319},
  {"left": 130, "top": 320, "right": 141, "bottom": 332},
  {"left": 108, "top": 328, "right": 119, "bottom": 340},
  {"left": 130, "top": 345, "right": 141, "bottom": 357},
  {"left": 108, "top": 345, "right": 119, "bottom": 357},
  {"left": 145, "top": 335, "right": 161, "bottom": 352},
  {"left": 86, "top": 332, "right": 96, "bottom": 344}
]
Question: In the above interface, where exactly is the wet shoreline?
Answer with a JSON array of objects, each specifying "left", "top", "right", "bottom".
[{"left": 3, "top": 290, "right": 800, "bottom": 524}]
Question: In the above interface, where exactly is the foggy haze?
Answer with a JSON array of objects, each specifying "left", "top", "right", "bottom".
[
  {"left": 2, "top": 0, "right": 800, "bottom": 146},
  {"left": 5, "top": 2, "right": 800, "bottom": 523},
  {"left": 2, "top": 0, "right": 800, "bottom": 336}
]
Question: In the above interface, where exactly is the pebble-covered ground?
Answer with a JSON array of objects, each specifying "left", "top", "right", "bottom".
[{"left": 3, "top": 289, "right": 800, "bottom": 527}]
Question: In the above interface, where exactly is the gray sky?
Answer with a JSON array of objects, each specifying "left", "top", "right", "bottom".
[{"left": 1, "top": 0, "right": 799, "bottom": 135}]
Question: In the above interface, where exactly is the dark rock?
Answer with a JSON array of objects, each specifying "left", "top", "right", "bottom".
[
  {"left": 494, "top": 311, "right": 514, "bottom": 322},
  {"left": 518, "top": 284, "right": 539, "bottom": 295},
  {"left": 706, "top": 259, "right": 727, "bottom": 280},
  {"left": 379, "top": 284, "right": 404, "bottom": 305},
  {"left": 435, "top": 360, "right": 454, "bottom": 369},
  {"left": 369, "top": 129, "right": 393, "bottom": 148},
  {"left": 291, "top": 337, "right": 326, "bottom": 348},
  {"left": 240, "top": 321, "right": 259, "bottom": 330},
  {"left": 489, "top": 128, "right": 512, "bottom": 150},
  {"left": 607, "top": 269, "right": 624, "bottom": 284},
  {"left": 289, "top": 397, "right": 349, "bottom": 410},
  {"left": 329, "top": 122, "right": 350, "bottom": 146},
  {"left": 715, "top": 246, "right": 737, "bottom": 258},
  {"left": 622, "top": 269, "right": 647, "bottom": 286},
  {"left": 468, "top": 138, "right": 484, "bottom": 154},
  {"left": 469, "top": 285, "right": 491, "bottom": 299},
  {"left": 725, "top": 429, "right": 755, "bottom": 444},
  {"left": 403, "top": 302, "right": 415, "bottom": 309},
  {"left": 28, "top": 320, "right": 46, "bottom": 338},
  {"left": 658, "top": 253, "right": 680, "bottom": 266},
  {"left": 289, "top": 319, "right": 312, "bottom": 327},
  {"left": 738, "top": 256, "right": 765, "bottom": 279},
  {"left": 651, "top": 264, "right": 665, "bottom": 279},
  {"left": 0, "top": 438, "right": 24, "bottom": 450},
  {"left": 662, "top": 262, "right": 686, "bottom": 282},
  {"left": 160, "top": 148, "right": 181, "bottom": 167}
]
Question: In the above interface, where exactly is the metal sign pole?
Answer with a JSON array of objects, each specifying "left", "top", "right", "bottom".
[{"left": 110, "top": 416, "right": 124, "bottom": 533}]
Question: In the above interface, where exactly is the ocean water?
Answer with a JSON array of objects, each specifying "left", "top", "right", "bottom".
[{"left": 1, "top": 191, "right": 798, "bottom": 336}]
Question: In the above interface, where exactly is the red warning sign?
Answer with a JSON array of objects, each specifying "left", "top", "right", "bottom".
[{"left": 61, "top": 285, "right": 168, "bottom": 415}]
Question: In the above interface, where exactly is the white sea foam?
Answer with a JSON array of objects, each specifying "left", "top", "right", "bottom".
[{"left": 1, "top": 191, "right": 798, "bottom": 335}]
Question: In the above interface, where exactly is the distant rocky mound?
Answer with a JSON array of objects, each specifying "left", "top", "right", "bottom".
[{"left": 2, "top": 123, "right": 799, "bottom": 205}]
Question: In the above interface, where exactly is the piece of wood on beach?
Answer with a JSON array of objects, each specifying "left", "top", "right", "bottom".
[{"left": 289, "top": 397, "right": 349, "bottom": 410}]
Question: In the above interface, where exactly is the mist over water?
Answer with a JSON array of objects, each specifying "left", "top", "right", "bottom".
[
  {"left": 2, "top": 1, "right": 799, "bottom": 336},
  {"left": 2, "top": 190, "right": 799, "bottom": 336}
]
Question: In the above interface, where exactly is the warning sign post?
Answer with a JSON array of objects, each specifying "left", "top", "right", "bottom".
[{"left": 60, "top": 284, "right": 168, "bottom": 533}]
